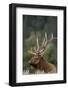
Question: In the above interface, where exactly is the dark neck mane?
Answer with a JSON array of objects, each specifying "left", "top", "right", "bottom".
[{"left": 37, "top": 56, "right": 49, "bottom": 72}]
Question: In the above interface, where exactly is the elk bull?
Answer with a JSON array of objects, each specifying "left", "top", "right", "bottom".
[{"left": 28, "top": 32, "right": 57, "bottom": 73}]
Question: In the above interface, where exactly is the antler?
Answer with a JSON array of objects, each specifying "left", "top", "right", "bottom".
[
  {"left": 40, "top": 33, "right": 57, "bottom": 55},
  {"left": 36, "top": 36, "right": 39, "bottom": 52},
  {"left": 28, "top": 32, "right": 57, "bottom": 56},
  {"left": 42, "top": 32, "right": 47, "bottom": 47}
]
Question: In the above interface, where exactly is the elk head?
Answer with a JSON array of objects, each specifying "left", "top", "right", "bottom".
[{"left": 28, "top": 32, "right": 57, "bottom": 70}]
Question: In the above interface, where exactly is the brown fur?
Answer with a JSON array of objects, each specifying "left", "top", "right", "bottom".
[{"left": 29, "top": 54, "right": 57, "bottom": 73}]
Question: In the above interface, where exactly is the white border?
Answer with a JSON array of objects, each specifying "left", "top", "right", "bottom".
[{"left": 16, "top": 7, "right": 64, "bottom": 83}]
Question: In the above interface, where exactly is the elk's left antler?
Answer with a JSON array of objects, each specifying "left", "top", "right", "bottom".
[{"left": 40, "top": 33, "right": 57, "bottom": 55}]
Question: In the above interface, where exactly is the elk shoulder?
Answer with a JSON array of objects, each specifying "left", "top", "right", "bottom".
[{"left": 44, "top": 62, "right": 57, "bottom": 73}]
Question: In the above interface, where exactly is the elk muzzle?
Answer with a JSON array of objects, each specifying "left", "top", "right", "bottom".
[{"left": 28, "top": 59, "right": 40, "bottom": 69}]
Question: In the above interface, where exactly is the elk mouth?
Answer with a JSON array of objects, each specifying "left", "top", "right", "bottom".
[
  {"left": 28, "top": 60, "right": 40, "bottom": 69},
  {"left": 29, "top": 63, "right": 37, "bottom": 68}
]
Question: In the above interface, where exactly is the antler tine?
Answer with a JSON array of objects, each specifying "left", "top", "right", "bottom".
[
  {"left": 45, "top": 32, "right": 47, "bottom": 41},
  {"left": 50, "top": 33, "right": 57, "bottom": 40},
  {"left": 51, "top": 33, "right": 53, "bottom": 40},
  {"left": 36, "top": 36, "right": 39, "bottom": 51},
  {"left": 44, "top": 33, "right": 54, "bottom": 47},
  {"left": 42, "top": 32, "right": 47, "bottom": 47}
]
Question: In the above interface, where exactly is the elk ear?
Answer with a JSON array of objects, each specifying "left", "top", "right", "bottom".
[{"left": 28, "top": 50, "right": 36, "bottom": 55}]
